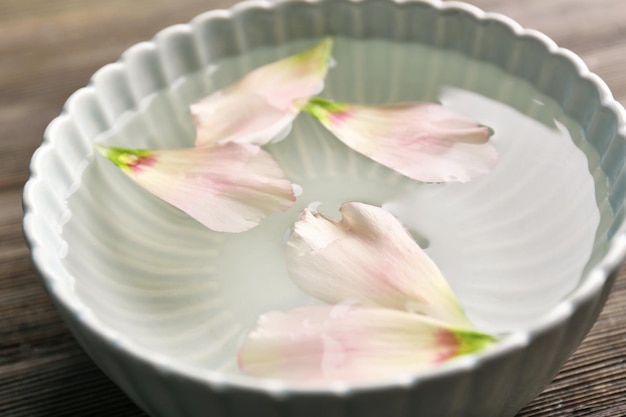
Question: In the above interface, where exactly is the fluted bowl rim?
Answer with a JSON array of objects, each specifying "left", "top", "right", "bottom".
[{"left": 23, "top": 0, "right": 626, "bottom": 397}]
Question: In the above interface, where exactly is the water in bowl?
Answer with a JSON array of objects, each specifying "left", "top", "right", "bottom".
[{"left": 61, "top": 37, "right": 607, "bottom": 374}]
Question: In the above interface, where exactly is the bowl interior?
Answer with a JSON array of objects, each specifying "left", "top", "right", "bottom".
[{"left": 31, "top": 2, "right": 624, "bottom": 379}]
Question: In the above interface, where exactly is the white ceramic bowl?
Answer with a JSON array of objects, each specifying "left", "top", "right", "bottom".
[{"left": 23, "top": 0, "right": 626, "bottom": 416}]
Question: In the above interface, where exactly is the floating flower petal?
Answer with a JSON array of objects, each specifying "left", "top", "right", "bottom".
[
  {"left": 286, "top": 202, "right": 472, "bottom": 328},
  {"left": 303, "top": 98, "right": 497, "bottom": 183},
  {"left": 95, "top": 142, "right": 295, "bottom": 233},
  {"left": 238, "top": 304, "right": 496, "bottom": 382},
  {"left": 192, "top": 37, "right": 333, "bottom": 146}
]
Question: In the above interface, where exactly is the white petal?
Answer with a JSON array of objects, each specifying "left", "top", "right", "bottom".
[
  {"left": 96, "top": 143, "right": 295, "bottom": 233},
  {"left": 239, "top": 305, "right": 494, "bottom": 382},
  {"left": 190, "top": 92, "right": 296, "bottom": 146},
  {"left": 192, "top": 38, "right": 333, "bottom": 146},
  {"left": 286, "top": 202, "right": 473, "bottom": 327},
  {"left": 304, "top": 99, "right": 497, "bottom": 183}
]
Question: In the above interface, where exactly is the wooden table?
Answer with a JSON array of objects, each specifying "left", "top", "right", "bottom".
[{"left": 2, "top": 0, "right": 626, "bottom": 415}]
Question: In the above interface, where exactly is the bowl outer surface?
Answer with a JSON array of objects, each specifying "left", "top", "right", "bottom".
[{"left": 23, "top": 0, "right": 626, "bottom": 416}]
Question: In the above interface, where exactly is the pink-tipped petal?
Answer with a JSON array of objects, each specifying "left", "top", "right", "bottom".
[
  {"left": 238, "top": 304, "right": 495, "bottom": 382},
  {"left": 286, "top": 202, "right": 472, "bottom": 328},
  {"left": 95, "top": 143, "right": 295, "bottom": 233},
  {"left": 190, "top": 92, "right": 295, "bottom": 146},
  {"left": 304, "top": 98, "right": 497, "bottom": 183},
  {"left": 192, "top": 38, "right": 333, "bottom": 147}
]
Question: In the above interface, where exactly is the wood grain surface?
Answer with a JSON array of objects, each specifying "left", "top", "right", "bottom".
[{"left": 2, "top": 0, "right": 626, "bottom": 416}]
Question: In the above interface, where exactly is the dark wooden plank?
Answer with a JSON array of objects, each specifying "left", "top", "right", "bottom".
[{"left": 0, "top": 0, "right": 234, "bottom": 189}]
